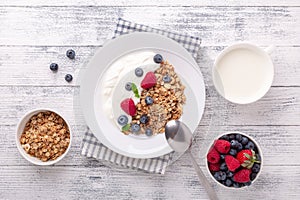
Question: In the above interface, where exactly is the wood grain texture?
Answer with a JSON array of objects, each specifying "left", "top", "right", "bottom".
[
  {"left": 0, "top": 165, "right": 299, "bottom": 200},
  {"left": 0, "top": 1, "right": 299, "bottom": 199},
  {"left": 0, "top": 0, "right": 299, "bottom": 6},
  {"left": 0, "top": 86, "right": 299, "bottom": 126},
  {"left": 0, "top": 6, "right": 299, "bottom": 46},
  {"left": 0, "top": 46, "right": 299, "bottom": 86},
  {"left": 1, "top": 124, "right": 300, "bottom": 166}
]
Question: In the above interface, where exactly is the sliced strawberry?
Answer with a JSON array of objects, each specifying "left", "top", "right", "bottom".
[
  {"left": 233, "top": 169, "right": 251, "bottom": 183},
  {"left": 225, "top": 155, "right": 240, "bottom": 172},
  {"left": 207, "top": 148, "right": 220, "bottom": 164},
  {"left": 209, "top": 163, "right": 220, "bottom": 172},
  {"left": 141, "top": 72, "right": 157, "bottom": 89},
  {"left": 120, "top": 98, "right": 136, "bottom": 116},
  {"left": 214, "top": 139, "right": 231, "bottom": 154}
]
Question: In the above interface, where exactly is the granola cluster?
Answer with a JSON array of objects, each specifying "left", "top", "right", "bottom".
[
  {"left": 131, "top": 61, "right": 186, "bottom": 134},
  {"left": 20, "top": 111, "right": 70, "bottom": 162}
]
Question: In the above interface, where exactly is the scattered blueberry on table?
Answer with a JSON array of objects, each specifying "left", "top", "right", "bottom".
[
  {"left": 49, "top": 63, "right": 58, "bottom": 71},
  {"left": 66, "top": 49, "right": 76, "bottom": 59},
  {"left": 65, "top": 74, "right": 73, "bottom": 82}
]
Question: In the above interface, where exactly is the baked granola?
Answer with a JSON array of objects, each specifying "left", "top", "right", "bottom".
[{"left": 20, "top": 111, "right": 70, "bottom": 162}]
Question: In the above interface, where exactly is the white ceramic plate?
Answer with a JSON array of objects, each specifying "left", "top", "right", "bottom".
[{"left": 80, "top": 32, "right": 205, "bottom": 158}]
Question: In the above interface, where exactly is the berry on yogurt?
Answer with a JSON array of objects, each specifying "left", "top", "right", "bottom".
[
  {"left": 125, "top": 82, "right": 132, "bottom": 91},
  {"left": 117, "top": 115, "right": 128, "bottom": 126},
  {"left": 135, "top": 67, "right": 144, "bottom": 77},
  {"left": 153, "top": 54, "right": 163, "bottom": 64}
]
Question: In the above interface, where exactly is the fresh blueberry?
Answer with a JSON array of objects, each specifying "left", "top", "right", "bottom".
[
  {"left": 252, "top": 163, "right": 260, "bottom": 173},
  {"left": 220, "top": 162, "right": 227, "bottom": 171},
  {"left": 229, "top": 134, "right": 236, "bottom": 140},
  {"left": 162, "top": 75, "right": 171, "bottom": 83},
  {"left": 66, "top": 49, "right": 75, "bottom": 59},
  {"left": 241, "top": 137, "right": 249, "bottom": 145},
  {"left": 220, "top": 171, "right": 227, "bottom": 181},
  {"left": 135, "top": 67, "right": 144, "bottom": 77},
  {"left": 230, "top": 140, "right": 238, "bottom": 148},
  {"left": 220, "top": 135, "right": 230, "bottom": 141},
  {"left": 213, "top": 172, "right": 222, "bottom": 181},
  {"left": 225, "top": 179, "right": 233, "bottom": 187},
  {"left": 235, "top": 134, "right": 243, "bottom": 142},
  {"left": 244, "top": 182, "right": 252, "bottom": 186},
  {"left": 229, "top": 149, "right": 237, "bottom": 156},
  {"left": 50, "top": 63, "right": 58, "bottom": 71},
  {"left": 245, "top": 141, "right": 255, "bottom": 150},
  {"left": 226, "top": 171, "right": 234, "bottom": 178},
  {"left": 250, "top": 173, "right": 257, "bottom": 181},
  {"left": 131, "top": 124, "right": 140, "bottom": 133},
  {"left": 145, "top": 128, "right": 153, "bottom": 136},
  {"left": 153, "top": 54, "right": 163, "bottom": 63},
  {"left": 220, "top": 154, "right": 225, "bottom": 160},
  {"left": 140, "top": 114, "right": 149, "bottom": 124},
  {"left": 233, "top": 182, "right": 240, "bottom": 188},
  {"left": 256, "top": 154, "right": 261, "bottom": 162},
  {"left": 125, "top": 82, "right": 132, "bottom": 91},
  {"left": 117, "top": 115, "right": 128, "bottom": 126},
  {"left": 65, "top": 74, "right": 73, "bottom": 82},
  {"left": 237, "top": 142, "right": 243, "bottom": 151},
  {"left": 145, "top": 96, "right": 154, "bottom": 105},
  {"left": 214, "top": 171, "right": 226, "bottom": 181}
]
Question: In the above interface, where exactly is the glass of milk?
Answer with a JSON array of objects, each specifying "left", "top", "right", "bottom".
[{"left": 212, "top": 43, "right": 274, "bottom": 104}]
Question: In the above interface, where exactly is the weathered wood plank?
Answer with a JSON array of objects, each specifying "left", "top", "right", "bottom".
[
  {"left": 0, "top": 165, "right": 299, "bottom": 199},
  {"left": 1, "top": 124, "right": 300, "bottom": 166},
  {"left": 0, "top": 0, "right": 299, "bottom": 6},
  {"left": 0, "top": 86, "right": 299, "bottom": 126},
  {"left": 0, "top": 46, "right": 299, "bottom": 86},
  {"left": 0, "top": 6, "right": 299, "bottom": 46}
]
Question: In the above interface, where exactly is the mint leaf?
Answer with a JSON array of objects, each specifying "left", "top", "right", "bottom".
[
  {"left": 122, "top": 124, "right": 130, "bottom": 132},
  {"left": 131, "top": 83, "right": 140, "bottom": 98}
]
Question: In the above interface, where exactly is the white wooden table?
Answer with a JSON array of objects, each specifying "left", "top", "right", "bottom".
[{"left": 0, "top": 1, "right": 299, "bottom": 199}]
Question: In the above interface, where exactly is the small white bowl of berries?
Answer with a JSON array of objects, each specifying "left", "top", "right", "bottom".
[{"left": 206, "top": 132, "right": 262, "bottom": 188}]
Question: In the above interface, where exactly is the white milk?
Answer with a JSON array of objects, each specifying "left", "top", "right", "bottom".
[{"left": 213, "top": 46, "right": 273, "bottom": 104}]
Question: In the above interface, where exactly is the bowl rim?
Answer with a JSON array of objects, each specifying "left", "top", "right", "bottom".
[
  {"left": 205, "top": 131, "right": 263, "bottom": 189},
  {"left": 212, "top": 42, "right": 274, "bottom": 104},
  {"left": 15, "top": 108, "right": 72, "bottom": 166}
]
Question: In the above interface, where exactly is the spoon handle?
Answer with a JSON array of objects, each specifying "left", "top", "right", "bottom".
[{"left": 188, "top": 151, "right": 219, "bottom": 200}]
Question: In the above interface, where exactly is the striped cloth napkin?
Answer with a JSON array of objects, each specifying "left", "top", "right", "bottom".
[{"left": 81, "top": 18, "right": 201, "bottom": 174}]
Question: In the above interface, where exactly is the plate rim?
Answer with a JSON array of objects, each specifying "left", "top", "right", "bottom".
[{"left": 80, "top": 32, "right": 206, "bottom": 158}]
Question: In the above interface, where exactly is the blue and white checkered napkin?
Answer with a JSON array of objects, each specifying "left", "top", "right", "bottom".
[{"left": 81, "top": 18, "right": 201, "bottom": 174}]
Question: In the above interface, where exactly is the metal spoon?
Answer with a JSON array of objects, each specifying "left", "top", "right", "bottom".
[{"left": 165, "top": 120, "right": 218, "bottom": 200}]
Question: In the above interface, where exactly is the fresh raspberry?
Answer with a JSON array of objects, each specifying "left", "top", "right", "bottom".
[
  {"left": 120, "top": 98, "right": 136, "bottom": 116},
  {"left": 207, "top": 148, "right": 220, "bottom": 164},
  {"left": 214, "top": 139, "right": 231, "bottom": 154},
  {"left": 208, "top": 163, "right": 220, "bottom": 172},
  {"left": 141, "top": 72, "right": 157, "bottom": 89},
  {"left": 225, "top": 155, "right": 240, "bottom": 172},
  {"left": 233, "top": 169, "right": 251, "bottom": 183}
]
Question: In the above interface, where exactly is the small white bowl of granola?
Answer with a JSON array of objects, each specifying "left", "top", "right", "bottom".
[{"left": 16, "top": 108, "right": 72, "bottom": 165}]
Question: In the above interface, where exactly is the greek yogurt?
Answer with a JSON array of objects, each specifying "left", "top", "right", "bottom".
[{"left": 100, "top": 51, "right": 160, "bottom": 123}]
